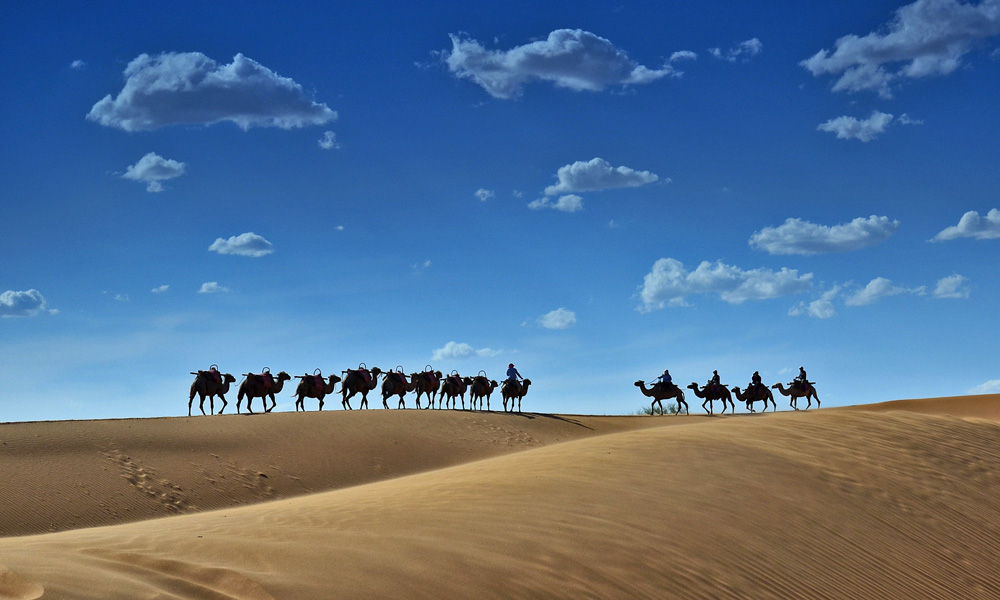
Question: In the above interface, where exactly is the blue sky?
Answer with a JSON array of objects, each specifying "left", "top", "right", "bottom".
[{"left": 2, "top": 0, "right": 999, "bottom": 421}]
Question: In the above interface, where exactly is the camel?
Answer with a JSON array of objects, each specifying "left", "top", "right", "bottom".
[
  {"left": 772, "top": 381, "right": 820, "bottom": 410},
  {"left": 501, "top": 379, "right": 531, "bottom": 413},
  {"left": 439, "top": 375, "right": 473, "bottom": 410},
  {"left": 411, "top": 370, "right": 443, "bottom": 409},
  {"left": 293, "top": 373, "right": 343, "bottom": 411},
  {"left": 237, "top": 371, "right": 290, "bottom": 414},
  {"left": 634, "top": 380, "right": 688, "bottom": 415},
  {"left": 341, "top": 366, "right": 382, "bottom": 410},
  {"left": 686, "top": 382, "right": 735, "bottom": 415},
  {"left": 731, "top": 385, "right": 775, "bottom": 413},
  {"left": 469, "top": 377, "right": 499, "bottom": 411},
  {"left": 381, "top": 371, "right": 417, "bottom": 409},
  {"left": 188, "top": 370, "right": 236, "bottom": 416}
]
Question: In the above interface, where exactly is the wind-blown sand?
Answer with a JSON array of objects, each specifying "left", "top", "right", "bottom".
[{"left": 1, "top": 396, "right": 999, "bottom": 598}]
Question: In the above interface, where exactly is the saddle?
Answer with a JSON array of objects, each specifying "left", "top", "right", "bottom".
[
  {"left": 313, "top": 375, "right": 325, "bottom": 389},
  {"left": 247, "top": 372, "right": 274, "bottom": 390},
  {"left": 199, "top": 370, "right": 222, "bottom": 385},
  {"left": 392, "top": 372, "right": 408, "bottom": 385},
  {"left": 422, "top": 371, "right": 439, "bottom": 387}
]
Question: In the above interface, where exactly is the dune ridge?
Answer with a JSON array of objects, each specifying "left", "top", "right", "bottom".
[{"left": 2, "top": 395, "right": 1000, "bottom": 598}]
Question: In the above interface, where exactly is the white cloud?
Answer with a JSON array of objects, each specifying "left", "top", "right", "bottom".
[
  {"left": 208, "top": 232, "right": 275, "bottom": 257},
  {"left": 708, "top": 38, "right": 763, "bottom": 62},
  {"left": 70, "top": 59, "right": 86, "bottom": 70},
  {"left": 817, "top": 111, "right": 894, "bottom": 142},
  {"left": 639, "top": 258, "right": 813, "bottom": 311},
  {"left": 932, "top": 208, "right": 1000, "bottom": 241},
  {"left": 475, "top": 188, "right": 495, "bottom": 202},
  {"left": 538, "top": 307, "right": 577, "bottom": 329},
  {"left": 898, "top": 113, "right": 925, "bottom": 125},
  {"left": 968, "top": 379, "right": 1000, "bottom": 394},
  {"left": 528, "top": 194, "right": 583, "bottom": 212},
  {"left": 432, "top": 341, "right": 500, "bottom": 360},
  {"left": 750, "top": 215, "right": 899, "bottom": 255},
  {"left": 544, "top": 158, "right": 659, "bottom": 195},
  {"left": 845, "top": 277, "right": 926, "bottom": 306},
  {"left": 114, "top": 294, "right": 130, "bottom": 302},
  {"left": 151, "top": 285, "right": 169, "bottom": 294},
  {"left": 0, "top": 289, "right": 48, "bottom": 317},
  {"left": 801, "top": 0, "right": 1000, "bottom": 97},
  {"left": 318, "top": 131, "right": 340, "bottom": 150},
  {"left": 122, "top": 152, "right": 186, "bottom": 192},
  {"left": 198, "top": 282, "right": 229, "bottom": 294},
  {"left": 88, "top": 52, "right": 337, "bottom": 131},
  {"left": 789, "top": 286, "right": 841, "bottom": 319},
  {"left": 933, "top": 274, "right": 971, "bottom": 298},
  {"left": 670, "top": 50, "right": 698, "bottom": 61},
  {"left": 444, "top": 29, "right": 679, "bottom": 99}
]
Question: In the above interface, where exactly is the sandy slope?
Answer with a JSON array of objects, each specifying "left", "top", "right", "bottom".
[{"left": 1, "top": 396, "right": 1000, "bottom": 599}]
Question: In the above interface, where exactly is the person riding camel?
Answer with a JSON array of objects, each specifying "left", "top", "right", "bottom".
[
  {"left": 750, "top": 371, "right": 763, "bottom": 400},
  {"left": 654, "top": 369, "right": 673, "bottom": 392},
  {"left": 708, "top": 370, "right": 721, "bottom": 395},
  {"left": 506, "top": 363, "right": 523, "bottom": 387},
  {"left": 794, "top": 366, "right": 808, "bottom": 390}
]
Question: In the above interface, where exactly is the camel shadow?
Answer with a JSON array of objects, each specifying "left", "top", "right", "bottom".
[{"left": 509, "top": 412, "right": 594, "bottom": 430}]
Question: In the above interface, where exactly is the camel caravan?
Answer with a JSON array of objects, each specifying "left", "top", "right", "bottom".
[
  {"left": 188, "top": 364, "right": 529, "bottom": 416},
  {"left": 635, "top": 367, "right": 819, "bottom": 416}
]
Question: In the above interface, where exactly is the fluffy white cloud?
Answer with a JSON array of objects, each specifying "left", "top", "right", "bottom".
[
  {"left": 968, "top": 379, "right": 1000, "bottom": 394},
  {"left": 708, "top": 38, "right": 763, "bottom": 62},
  {"left": 544, "top": 158, "right": 659, "bottom": 195},
  {"left": 789, "top": 286, "right": 841, "bottom": 319},
  {"left": 151, "top": 285, "right": 169, "bottom": 294},
  {"left": 845, "top": 277, "right": 926, "bottom": 306},
  {"left": 528, "top": 194, "right": 583, "bottom": 212},
  {"left": 932, "top": 208, "right": 1000, "bottom": 240},
  {"left": 198, "top": 282, "right": 229, "bottom": 294},
  {"left": 933, "top": 274, "right": 971, "bottom": 298},
  {"left": 750, "top": 215, "right": 899, "bottom": 255},
  {"left": 0, "top": 289, "right": 48, "bottom": 317},
  {"left": 318, "top": 131, "right": 340, "bottom": 150},
  {"left": 475, "top": 188, "right": 495, "bottom": 202},
  {"left": 88, "top": 52, "right": 337, "bottom": 131},
  {"left": 444, "top": 29, "right": 678, "bottom": 99},
  {"left": 817, "top": 111, "right": 894, "bottom": 142},
  {"left": 432, "top": 341, "right": 499, "bottom": 360},
  {"left": 208, "top": 232, "right": 275, "bottom": 257},
  {"left": 70, "top": 59, "right": 86, "bottom": 70},
  {"left": 538, "top": 307, "right": 577, "bottom": 329},
  {"left": 122, "top": 152, "right": 186, "bottom": 192},
  {"left": 670, "top": 50, "right": 698, "bottom": 61},
  {"left": 801, "top": 0, "right": 1000, "bottom": 97},
  {"left": 639, "top": 258, "right": 813, "bottom": 311}
]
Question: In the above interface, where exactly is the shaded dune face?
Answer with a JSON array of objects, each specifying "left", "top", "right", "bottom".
[{"left": 1, "top": 397, "right": 1000, "bottom": 599}]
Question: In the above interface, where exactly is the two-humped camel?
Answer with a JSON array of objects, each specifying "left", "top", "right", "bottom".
[
  {"left": 501, "top": 379, "right": 531, "bottom": 413},
  {"left": 772, "top": 381, "right": 820, "bottom": 410},
  {"left": 238, "top": 371, "right": 291, "bottom": 414},
  {"left": 188, "top": 370, "right": 236, "bottom": 416},
  {"left": 634, "top": 380, "right": 688, "bottom": 415},
  {"left": 293, "top": 373, "right": 343, "bottom": 411}
]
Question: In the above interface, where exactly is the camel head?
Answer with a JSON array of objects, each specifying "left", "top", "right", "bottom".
[
  {"left": 371, "top": 367, "right": 383, "bottom": 376},
  {"left": 687, "top": 382, "right": 698, "bottom": 390},
  {"left": 223, "top": 373, "right": 236, "bottom": 383},
  {"left": 276, "top": 371, "right": 291, "bottom": 382},
  {"left": 634, "top": 381, "right": 643, "bottom": 387},
  {"left": 329, "top": 374, "right": 342, "bottom": 384}
]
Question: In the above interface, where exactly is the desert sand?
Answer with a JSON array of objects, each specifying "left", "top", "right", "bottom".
[{"left": 1, "top": 395, "right": 1000, "bottom": 599}]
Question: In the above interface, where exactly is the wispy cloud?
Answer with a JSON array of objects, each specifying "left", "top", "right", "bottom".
[
  {"left": 88, "top": 52, "right": 337, "bottom": 131},
  {"left": 817, "top": 111, "right": 894, "bottom": 142},
  {"left": 208, "top": 232, "right": 275, "bottom": 257},
  {"left": 0, "top": 289, "right": 48, "bottom": 317},
  {"left": 432, "top": 341, "right": 500, "bottom": 360},
  {"left": 708, "top": 38, "right": 763, "bottom": 62},
  {"left": 789, "top": 286, "right": 841, "bottom": 319},
  {"left": 198, "top": 282, "right": 229, "bottom": 294},
  {"left": 801, "top": 0, "right": 1000, "bottom": 98},
  {"left": 70, "top": 59, "right": 86, "bottom": 70},
  {"left": 538, "top": 307, "right": 577, "bottom": 329},
  {"left": 528, "top": 194, "right": 583, "bottom": 212},
  {"left": 318, "top": 131, "right": 340, "bottom": 150},
  {"left": 933, "top": 274, "right": 970, "bottom": 299},
  {"left": 968, "top": 379, "right": 1000, "bottom": 394},
  {"left": 844, "top": 277, "right": 925, "bottom": 306},
  {"left": 544, "top": 158, "right": 659, "bottom": 196},
  {"left": 443, "top": 29, "right": 680, "bottom": 99},
  {"left": 475, "top": 188, "right": 495, "bottom": 202},
  {"left": 931, "top": 208, "right": 1000, "bottom": 241},
  {"left": 122, "top": 152, "right": 186, "bottom": 192},
  {"left": 151, "top": 285, "right": 169, "bottom": 294},
  {"left": 639, "top": 258, "right": 812, "bottom": 311},
  {"left": 750, "top": 215, "right": 899, "bottom": 255}
]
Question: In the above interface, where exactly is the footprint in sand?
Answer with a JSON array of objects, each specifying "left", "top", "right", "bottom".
[{"left": 0, "top": 566, "right": 44, "bottom": 600}]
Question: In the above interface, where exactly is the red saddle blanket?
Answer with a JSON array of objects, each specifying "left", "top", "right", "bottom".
[{"left": 313, "top": 375, "right": 325, "bottom": 389}]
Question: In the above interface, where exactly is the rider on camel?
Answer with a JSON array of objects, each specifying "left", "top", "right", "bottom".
[
  {"left": 506, "top": 363, "right": 523, "bottom": 386},
  {"left": 654, "top": 369, "right": 673, "bottom": 392},
  {"left": 708, "top": 370, "right": 721, "bottom": 395}
]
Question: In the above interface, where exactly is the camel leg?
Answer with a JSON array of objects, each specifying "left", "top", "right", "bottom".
[
  {"left": 266, "top": 394, "right": 276, "bottom": 413},
  {"left": 486, "top": 398, "right": 491, "bottom": 412},
  {"left": 342, "top": 394, "right": 353, "bottom": 410}
]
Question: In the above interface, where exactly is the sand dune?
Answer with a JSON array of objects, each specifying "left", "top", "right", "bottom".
[{"left": 2, "top": 395, "right": 1000, "bottom": 598}]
